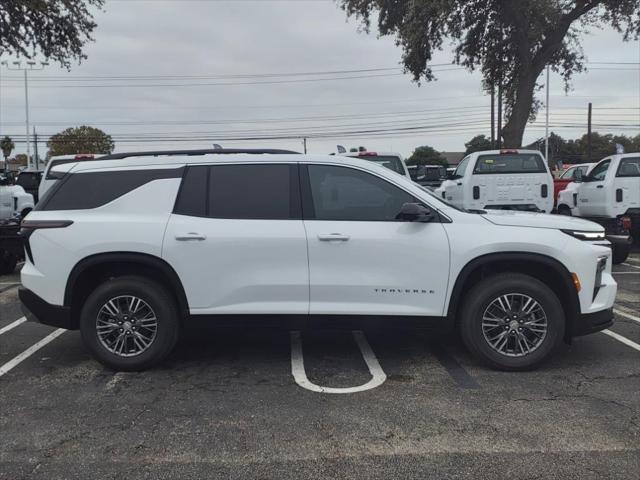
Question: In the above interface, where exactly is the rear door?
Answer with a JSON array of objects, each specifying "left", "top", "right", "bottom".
[
  {"left": 162, "top": 163, "right": 309, "bottom": 315},
  {"left": 470, "top": 152, "right": 553, "bottom": 212},
  {"left": 301, "top": 163, "right": 450, "bottom": 316}
]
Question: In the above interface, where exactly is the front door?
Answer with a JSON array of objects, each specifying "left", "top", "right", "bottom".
[
  {"left": 163, "top": 163, "right": 309, "bottom": 315},
  {"left": 302, "top": 164, "right": 450, "bottom": 317},
  {"left": 578, "top": 159, "right": 611, "bottom": 216}
]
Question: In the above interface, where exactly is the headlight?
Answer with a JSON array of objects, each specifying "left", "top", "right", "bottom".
[
  {"left": 561, "top": 229, "right": 606, "bottom": 241},
  {"left": 593, "top": 255, "right": 608, "bottom": 299}
]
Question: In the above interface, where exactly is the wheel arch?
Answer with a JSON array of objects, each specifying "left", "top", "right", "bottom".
[
  {"left": 447, "top": 252, "right": 581, "bottom": 341},
  {"left": 64, "top": 252, "right": 189, "bottom": 328}
]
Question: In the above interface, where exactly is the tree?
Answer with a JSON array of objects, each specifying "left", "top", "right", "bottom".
[
  {"left": 407, "top": 145, "right": 447, "bottom": 166},
  {"left": 47, "top": 126, "right": 114, "bottom": 157},
  {"left": 0, "top": 0, "right": 104, "bottom": 68},
  {"left": 338, "top": 1, "right": 640, "bottom": 148},
  {"left": 1, "top": 136, "right": 15, "bottom": 170},
  {"left": 464, "top": 135, "right": 494, "bottom": 155}
]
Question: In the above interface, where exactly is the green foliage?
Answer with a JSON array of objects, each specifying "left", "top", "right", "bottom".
[
  {"left": 0, "top": 0, "right": 104, "bottom": 68},
  {"left": 0, "top": 136, "right": 15, "bottom": 159},
  {"left": 407, "top": 145, "right": 447, "bottom": 166},
  {"left": 338, "top": 1, "right": 640, "bottom": 147},
  {"left": 47, "top": 126, "right": 114, "bottom": 157},
  {"left": 464, "top": 135, "right": 494, "bottom": 155},
  {"left": 526, "top": 131, "right": 640, "bottom": 165}
]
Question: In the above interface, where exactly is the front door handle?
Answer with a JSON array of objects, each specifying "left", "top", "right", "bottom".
[
  {"left": 175, "top": 232, "right": 207, "bottom": 241},
  {"left": 318, "top": 233, "right": 350, "bottom": 242},
  {"left": 596, "top": 185, "right": 604, "bottom": 189}
]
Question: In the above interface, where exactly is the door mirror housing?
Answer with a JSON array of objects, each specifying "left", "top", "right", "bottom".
[{"left": 396, "top": 203, "right": 435, "bottom": 223}]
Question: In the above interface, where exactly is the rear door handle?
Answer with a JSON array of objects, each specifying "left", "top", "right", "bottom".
[
  {"left": 318, "top": 233, "right": 350, "bottom": 242},
  {"left": 175, "top": 232, "right": 207, "bottom": 241},
  {"left": 596, "top": 185, "right": 604, "bottom": 189}
]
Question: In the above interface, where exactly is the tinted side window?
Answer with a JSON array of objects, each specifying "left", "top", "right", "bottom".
[
  {"left": 209, "top": 164, "right": 299, "bottom": 220},
  {"left": 306, "top": 165, "right": 416, "bottom": 221},
  {"left": 454, "top": 157, "right": 470, "bottom": 177},
  {"left": 589, "top": 160, "right": 610, "bottom": 181},
  {"left": 39, "top": 168, "right": 183, "bottom": 211},
  {"left": 174, "top": 165, "right": 208, "bottom": 217}
]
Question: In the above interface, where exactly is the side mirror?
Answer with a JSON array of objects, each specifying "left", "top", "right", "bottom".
[
  {"left": 396, "top": 203, "right": 435, "bottom": 223},
  {"left": 574, "top": 168, "right": 584, "bottom": 183}
]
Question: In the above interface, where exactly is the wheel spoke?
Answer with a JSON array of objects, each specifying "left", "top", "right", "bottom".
[
  {"left": 96, "top": 295, "right": 157, "bottom": 358},
  {"left": 482, "top": 293, "right": 547, "bottom": 358}
]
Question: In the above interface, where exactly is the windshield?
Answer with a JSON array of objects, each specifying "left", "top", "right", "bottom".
[
  {"left": 560, "top": 165, "right": 588, "bottom": 180},
  {"left": 362, "top": 156, "right": 405, "bottom": 175},
  {"left": 473, "top": 153, "right": 546, "bottom": 174}
]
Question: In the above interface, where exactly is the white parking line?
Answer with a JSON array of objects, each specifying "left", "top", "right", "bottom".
[
  {"left": 290, "top": 330, "right": 387, "bottom": 394},
  {"left": 0, "top": 317, "right": 26, "bottom": 336},
  {"left": 602, "top": 329, "right": 640, "bottom": 353},
  {"left": 622, "top": 263, "right": 640, "bottom": 270},
  {"left": 0, "top": 329, "right": 66, "bottom": 378},
  {"left": 614, "top": 309, "right": 640, "bottom": 325}
]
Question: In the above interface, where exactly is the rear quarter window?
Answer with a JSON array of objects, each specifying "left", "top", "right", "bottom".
[
  {"left": 38, "top": 168, "right": 183, "bottom": 211},
  {"left": 473, "top": 154, "right": 546, "bottom": 174},
  {"left": 616, "top": 157, "right": 640, "bottom": 177}
]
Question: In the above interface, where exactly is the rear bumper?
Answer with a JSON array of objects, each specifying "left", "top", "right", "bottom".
[
  {"left": 572, "top": 308, "right": 614, "bottom": 337},
  {"left": 19, "top": 287, "right": 74, "bottom": 330}
]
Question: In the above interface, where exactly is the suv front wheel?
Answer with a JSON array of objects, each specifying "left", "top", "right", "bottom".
[
  {"left": 459, "top": 273, "right": 565, "bottom": 371},
  {"left": 80, "top": 276, "right": 180, "bottom": 371}
]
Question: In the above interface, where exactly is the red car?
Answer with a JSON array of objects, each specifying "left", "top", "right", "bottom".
[{"left": 553, "top": 163, "right": 590, "bottom": 205}]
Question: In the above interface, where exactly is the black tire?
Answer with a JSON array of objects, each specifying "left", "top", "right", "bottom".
[
  {"left": 459, "top": 273, "right": 565, "bottom": 371},
  {"left": 611, "top": 243, "right": 630, "bottom": 265},
  {"left": 0, "top": 250, "right": 18, "bottom": 275},
  {"left": 557, "top": 205, "right": 572, "bottom": 216},
  {"left": 79, "top": 276, "right": 180, "bottom": 371}
]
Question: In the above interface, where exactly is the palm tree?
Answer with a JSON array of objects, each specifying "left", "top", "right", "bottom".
[{"left": 0, "top": 136, "right": 15, "bottom": 172}]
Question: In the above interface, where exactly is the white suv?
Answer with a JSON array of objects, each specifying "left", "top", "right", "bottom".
[{"left": 20, "top": 149, "right": 616, "bottom": 371}]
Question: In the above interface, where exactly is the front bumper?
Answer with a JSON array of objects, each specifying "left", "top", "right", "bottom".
[
  {"left": 19, "top": 287, "right": 74, "bottom": 330},
  {"left": 606, "top": 234, "right": 632, "bottom": 246},
  {"left": 572, "top": 308, "right": 614, "bottom": 337}
]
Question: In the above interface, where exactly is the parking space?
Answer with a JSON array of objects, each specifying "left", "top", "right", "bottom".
[{"left": 1, "top": 255, "right": 639, "bottom": 479}]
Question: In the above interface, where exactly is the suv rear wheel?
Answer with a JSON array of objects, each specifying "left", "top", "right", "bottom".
[
  {"left": 459, "top": 273, "right": 565, "bottom": 371},
  {"left": 80, "top": 276, "right": 179, "bottom": 371}
]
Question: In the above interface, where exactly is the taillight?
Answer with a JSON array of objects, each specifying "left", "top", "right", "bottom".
[
  {"left": 621, "top": 216, "right": 632, "bottom": 230},
  {"left": 21, "top": 220, "right": 74, "bottom": 230}
]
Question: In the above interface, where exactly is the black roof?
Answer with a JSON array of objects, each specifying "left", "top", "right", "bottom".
[{"left": 99, "top": 148, "right": 299, "bottom": 160}]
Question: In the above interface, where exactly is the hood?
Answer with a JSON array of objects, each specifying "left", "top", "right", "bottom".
[{"left": 481, "top": 209, "right": 603, "bottom": 231}]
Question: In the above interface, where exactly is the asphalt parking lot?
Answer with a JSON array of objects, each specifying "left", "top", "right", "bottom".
[{"left": 1, "top": 255, "right": 639, "bottom": 479}]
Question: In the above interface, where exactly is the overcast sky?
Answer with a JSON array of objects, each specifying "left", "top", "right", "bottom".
[{"left": 0, "top": 0, "right": 639, "bottom": 158}]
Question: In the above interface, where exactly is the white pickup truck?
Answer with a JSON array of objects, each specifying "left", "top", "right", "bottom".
[
  {"left": 435, "top": 150, "right": 554, "bottom": 213},
  {"left": 557, "top": 153, "right": 639, "bottom": 264},
  {"left": 0, "top": 176, "right": 34, "bottom": 219}
]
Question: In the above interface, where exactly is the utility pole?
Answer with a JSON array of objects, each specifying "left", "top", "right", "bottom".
[
  {"left": 545, "top": 66, "right": 550, "bottom": 163},
  {"left": 497, "top": 82, "right": 503, "bottom": 149},
  {"left": 587, "top": 102, "right": 592, "bottom": 162},
  {"left": 303, "top": 137, "right": 307, "bottom": 154},
  {"left": 33, "top": 127, "right": 39, "bottom": 170},
  {"left": 0, "top": 60, "right": 49, "bottom": 170},
  {"left": 490, "top": 84, "right": 495, "bottom": 147}
]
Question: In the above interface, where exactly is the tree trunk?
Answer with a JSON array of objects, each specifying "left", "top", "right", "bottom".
[{"left": 500, "top": 68, "right": 540, "bottom": 148}]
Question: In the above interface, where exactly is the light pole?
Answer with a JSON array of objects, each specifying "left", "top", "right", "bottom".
[
  {"left": 0, "top": 60, "right": 49, "bottom": 170},
  {"left": 545, "top": 65, "right": 550, "bottom": 165}
]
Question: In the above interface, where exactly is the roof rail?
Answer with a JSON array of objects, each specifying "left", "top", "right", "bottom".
[{"left": 99, "top": 148, "right": 300, "bottom": 160}]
